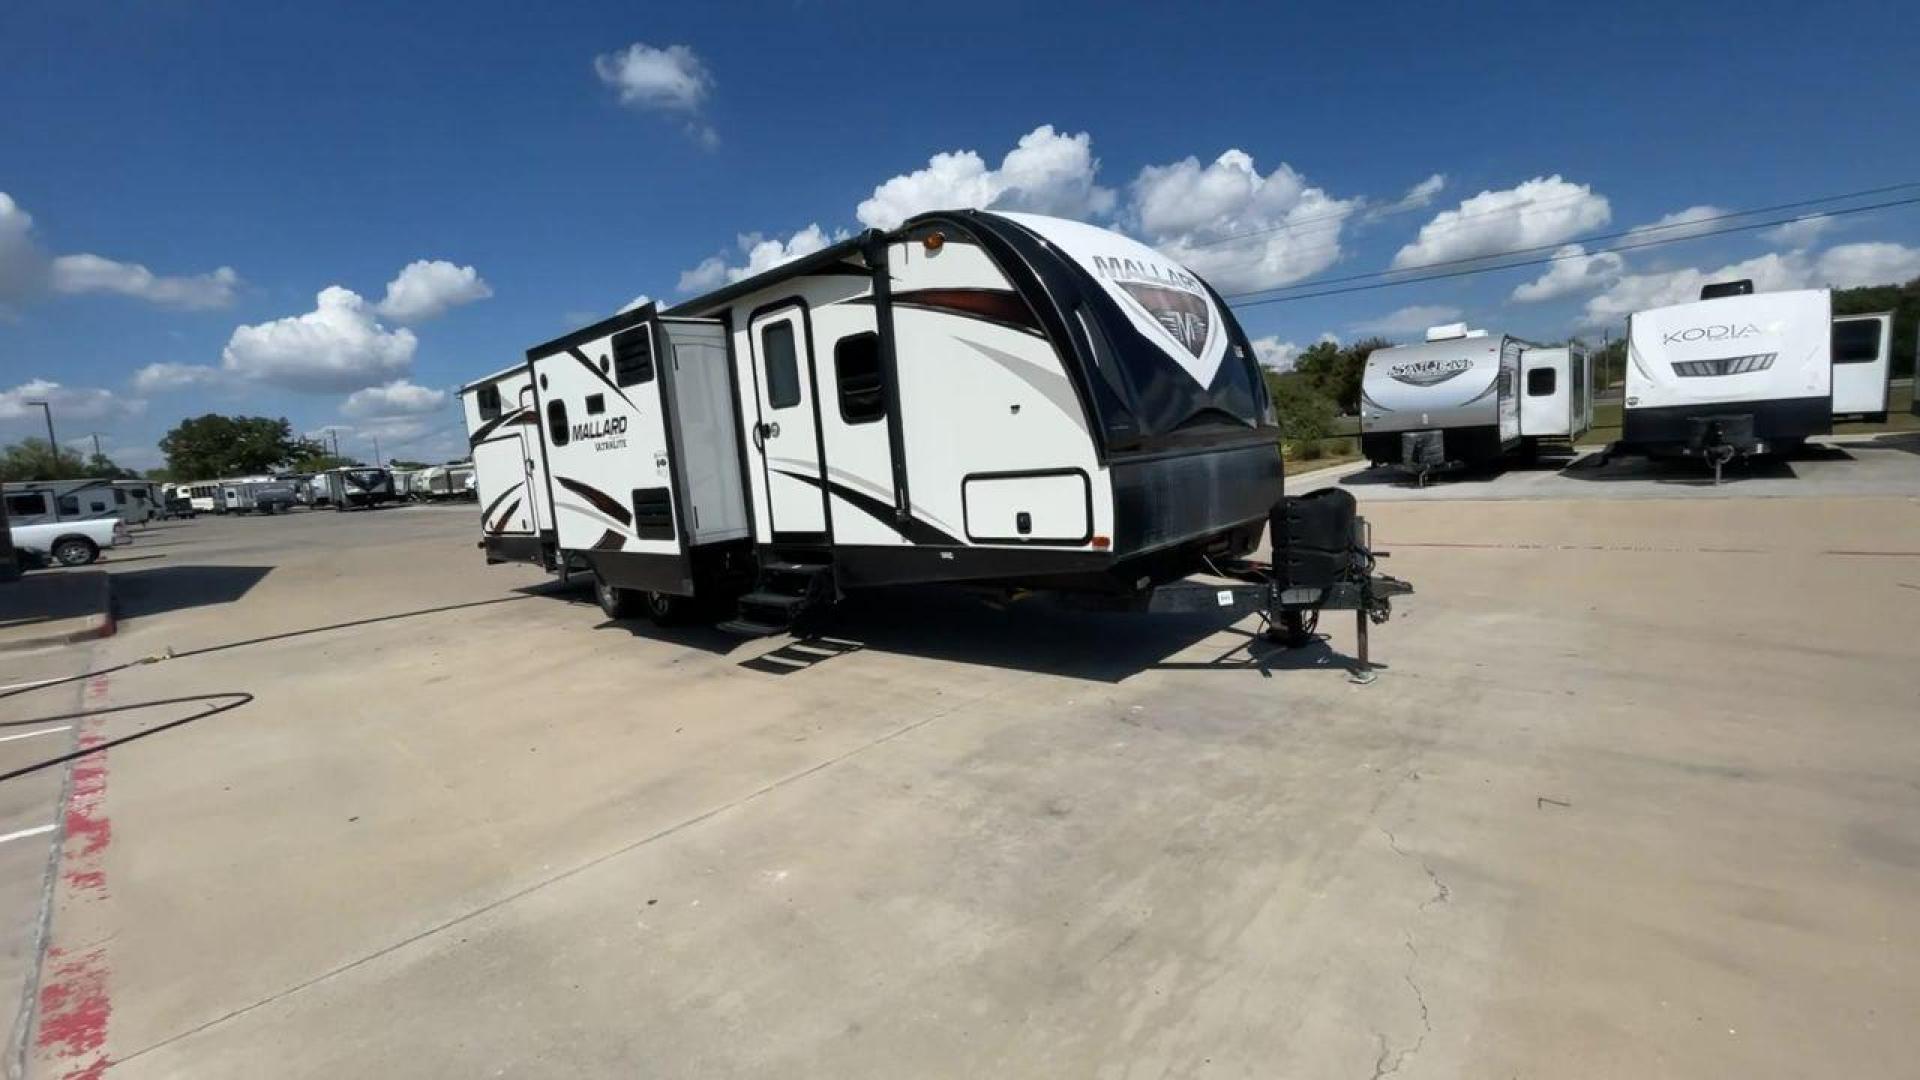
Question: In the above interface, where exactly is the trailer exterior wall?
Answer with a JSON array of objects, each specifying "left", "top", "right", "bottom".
[
  {"left": 463, "top": 364, "right": 555, "bottom": 563},
  {"left": 1359, "top": 334, "right": 1522, "bottom": 463}
]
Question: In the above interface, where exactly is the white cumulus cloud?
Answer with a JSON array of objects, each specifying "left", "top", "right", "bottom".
[
  {"left": 1248, "top": 336, "right": 1300, "bottom": 372},
  {"left": 593, "top": 42, "right": 717, "bottom": 147},
  {"left": 1814, "top": 242, "right": 1920, "bottom": 288},
  {"left": 677, "top": 224, "right": 844, "bottom": 294},
  {"left": 342, "top": 379, "right": 449, "bottom": 419},
  {"left": 619, "top": 293, "right": 653, "bottom": 313},
  {"left": 1349, "top": 304, "right": 1463, "bottom": 337},
  {"left": 374, "top": 259, "right": 492, "bottom": 322},
  {"left": 0, "top": 193, "right": 50, "bottom": 314},
  {"left": 132, "top": 362, "right": 226, "bottom": 394},
  {"left": 1510, "top": 243, "right": 1626, "bottom": 302},
  {"left": 50, "top": 254, "right": 240, "bottom": 309},
  {"left": 1626, "top": 205, "right": 1724, "bottom": 242},
  {"left": 1128, "top": 149, "right": 1359, "bottom": 294},
  {"left": 1581, "top": 241, "right": 1920, "bottom": 327},
  {"left": 222, "top": 286, "right": 417, "bottom": 393},
  {"left": 1763, "top": 214, "right": 1834, "bottom": 249},
  {"left": 855, "top": 125, "right": 1116, "bottom": 230},
  {"left": 0, "top": 378, "right": 146, "bottom": 424},
  {"left": 1393, "top": 175, "right": 1610, "bottom": 269}
]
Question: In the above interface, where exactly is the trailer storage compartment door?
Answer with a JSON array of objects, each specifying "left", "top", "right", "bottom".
[
  {"left": 962, "top": 470, "right": 1090, "bottom": 545},
  {"left": 658, "top": 319, "right": 749, "bottom": 546}
]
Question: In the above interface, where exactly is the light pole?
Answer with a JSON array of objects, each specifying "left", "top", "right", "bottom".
[
  {"left": 371, "top": 434, "right": 382, "bottom": 467},
  {"left": 25, "top": 400, "right": 59, "bottom": 477}
]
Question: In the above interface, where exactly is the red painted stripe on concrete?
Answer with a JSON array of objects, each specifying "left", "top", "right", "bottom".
[{"left": 34, "top": 674, "right": 115, "bottom": 1080}]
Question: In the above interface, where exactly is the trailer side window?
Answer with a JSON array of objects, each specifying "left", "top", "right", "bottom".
[
  {"left": 58, "top": 496, "right": 80, "bottom": 516},
  {"left": 762, "top": 322, "right": 801, "bottom": 409},
  {"left": 1527, "top": 368, "right": 1556, "bottom": 396},
  {"left": 5, "top": 493, "right": 47, "bottom": 517},
  {"left": 612, "top": 326, "right": 655, "bottom": 386},
  {"left": 834, "top": 332, "right": 885, "bottom": 424},
  {"left": 547, "top": 400, "right": 570, "bottom": 446},
  {"left": 476, "top": 384, "right": 502, "bottom": 421},
  {"left": 1833, "top": 319, "right": 1882, "bottom": 364}
]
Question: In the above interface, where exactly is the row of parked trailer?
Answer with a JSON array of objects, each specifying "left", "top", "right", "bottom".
[{"left": 1359, "top": 283, "right": 1909, "bottom": 480}]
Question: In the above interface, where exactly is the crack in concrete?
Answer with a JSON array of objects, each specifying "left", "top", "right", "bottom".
[{"left": 1380, "top": 827, "right": 1450, "bottom": 911}]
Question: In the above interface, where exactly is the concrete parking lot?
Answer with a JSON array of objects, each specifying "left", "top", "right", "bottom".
[{"left": 2, "top": 464, "right": 1918, "bottom": 1078}]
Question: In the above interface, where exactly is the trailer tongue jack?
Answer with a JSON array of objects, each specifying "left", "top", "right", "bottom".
[{"left": 1142, "top": 490, "right": 1413, "bottom": 683}]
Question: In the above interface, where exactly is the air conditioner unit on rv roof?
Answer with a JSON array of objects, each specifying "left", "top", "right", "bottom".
[{"left": 1424, "top": 323, "right": 1488, "bottom": 342}]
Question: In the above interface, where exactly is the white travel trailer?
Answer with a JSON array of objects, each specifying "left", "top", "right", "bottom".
[
  {"left": 112, "top": 480, "right": 161, "bottom": 525},
  {"left": 464, "top": 211, "right": 1291, "bottom": 632},
  {"left": 1831, "top": 311, "right": 1892, "bottom": 422},
  {"left": 1, "top": 479, "right": 127, "bottom": 527},
  {"left": 308, "top": 466, "right": 396, "bottom": 510},
  {"left": 1359, "top": 326, "right": 1524, "bottom": 472},
  {"left": 1623, "top": 282, "right": 1832, "bottom": 459}
]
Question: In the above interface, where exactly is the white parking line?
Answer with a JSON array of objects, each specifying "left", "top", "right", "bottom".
[
  {"left": 0, "top": 725, "right": 72, "bottom": 744},
  {"left": 0, "top": 824, "right": 55, "bottom": 845}
]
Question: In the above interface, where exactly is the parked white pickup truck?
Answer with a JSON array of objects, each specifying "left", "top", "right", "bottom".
[{"left": 11, "top": 517, "right": 128, "bottom": 567}]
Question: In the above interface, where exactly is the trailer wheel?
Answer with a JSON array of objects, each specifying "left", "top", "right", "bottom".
[
  {"left": 593, "top": 574, "right": 637, "bottom": 619},
  {"left": 644, "top": 591, "right": 689, "bottom": 625},
  {"left": 52, "top": 537, "right": 99, "bottom": 567}
]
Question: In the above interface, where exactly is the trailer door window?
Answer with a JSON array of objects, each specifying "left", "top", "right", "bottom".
[
  {"left": 5, "top": 493, "right": 47, "bottom": 517},
  {"left": 834, "top": 332, "right": 885, "bottom": 424},
  {"left": 763, "top": 322, "right": 801, "bottom": 408},
  {"left": 1527, "top": 368, "right": 1556, "bottom": 396},
  {"left": 1833, "top": 319, "right": 1882, "bottom": 363}
]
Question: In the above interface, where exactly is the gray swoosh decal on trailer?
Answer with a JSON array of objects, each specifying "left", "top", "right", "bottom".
[
  {"left": 953, "top": 337, "right": 1088, "bottom": 435},
  {"left": 1459, "top": 372, "right": 1502, "bottom": 407},
  {"left": 819, "top": 463, "right": 963, "bottom": 540},
  {"left": 772, "top": 468, "right": 960, "bottom": 546}
]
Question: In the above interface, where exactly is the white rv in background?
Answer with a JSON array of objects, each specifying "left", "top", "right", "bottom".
[
  {"left": 177, "top": 482, "right": 226, "bottom": 514},
  {"left": 462, "top": 210, "right": 1285, "bottom": 631},
  {"left": 1831, "top": 311, "right": 1892, "bottom": 422},
  {"left": 1359, "top": 325, "right": 1521, "bottom": 472},
  {"left": 1623, "top": 282, "right": 1832, "bottom": 458},
  {"left": 112, "top": 480, "right": 160, "bottom": 525},
  {"left": 308, "top": 466, "right": 397, "bottom": 509},
  {"left": 1, "top": 479, "right": 130, "bottom": 526}
]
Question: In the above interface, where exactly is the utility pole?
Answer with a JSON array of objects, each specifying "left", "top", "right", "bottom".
[
  {"left": 89, "top": 433, "right": 103, "bottom": 461},
  {"left": 329, "top": 429, "right": 340, "bottom": 458},
  {"left": 26, "top": 400, "right": 58, "bottom": 477},
  {"left": 371, "top": 434, "right": 382, "bottom": 467}
]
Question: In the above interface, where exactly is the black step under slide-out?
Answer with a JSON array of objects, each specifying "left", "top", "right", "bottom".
[{"left": 718, "top": 559, "right": 835, "bottom": 638}]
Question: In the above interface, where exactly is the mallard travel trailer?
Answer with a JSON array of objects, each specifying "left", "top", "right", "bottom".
[
  {"left": 1831, "top": 311, "right": 1892, "bottom": 422},
  {"left": 463, "top": 210, "right": 1413, "bottom": 644},
  {"left": 309, "top": 466, "right": 396, "bottom": 510},
  {"left": 1622, "top": 282, "right": 1832, "bottom": 460}
]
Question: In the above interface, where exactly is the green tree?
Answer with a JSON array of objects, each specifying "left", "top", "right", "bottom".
[
  {"left": 388, "top": 458, "right": 429, "bottom": 470},
  {"left": 0, "top": 438, "right": 85, "bottom": 482},
  {"left": 159, "top": 415, "right": 310, "bottom": 480},
  {"left": 1291, "top": 336, "right": 1391, "bottom": 414},
  {"left": 287, "top": 450, "right": 360, "bottom": 473}
]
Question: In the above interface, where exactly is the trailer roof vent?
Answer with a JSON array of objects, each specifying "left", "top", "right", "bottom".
[
  {"left": 1700, "top": 279, "right": 1754, "bottom": 300},
  {"left": 1425, "top": 323, "right": 1469, "bottom": 341}
]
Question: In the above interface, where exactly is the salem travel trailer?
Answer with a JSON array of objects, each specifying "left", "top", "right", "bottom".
[
  {"left": 466, "top": 210, "right": 1408, "bottom": 647},
  {"left": 1359, "top": 326, "right": 1524, "bottom": 476},
  {"left": 309, "top": 466, "right": 397, "bottom": 510},
  {"left": 1831, "top": 311, "right": 1892, "bottom": 422},
  {"left": 1622, "top": 282, "right": 1831, "bottom": 459}
]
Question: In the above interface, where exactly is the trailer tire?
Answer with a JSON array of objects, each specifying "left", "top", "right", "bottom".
[
  {"left": 52, "top": 537, "right": 99, "bottom": 567},
  {"left": 644, "top": 591, "right": 689, "bottom": 626},
  {"left": 593, "top": 574, "right": 638, "bottom": 619}
]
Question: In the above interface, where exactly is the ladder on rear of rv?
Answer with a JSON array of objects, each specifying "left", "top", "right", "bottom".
[{"left": 717, "top": 558, "right": 834, "bottom": 637}]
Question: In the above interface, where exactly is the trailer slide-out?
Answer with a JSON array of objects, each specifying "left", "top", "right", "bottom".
[{"left": 462, "top": 210, "right": 1412, "bottom": 667}]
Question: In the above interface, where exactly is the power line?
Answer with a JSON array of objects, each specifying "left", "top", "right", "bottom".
[
  {"left": 1223, "top": 179, "right": 1920, "bottom": 302},
  {"left": 1225, "top": 194, "right": 1920, "bottom": 309}
]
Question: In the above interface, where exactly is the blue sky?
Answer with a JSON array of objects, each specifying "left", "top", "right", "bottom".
[{"left": 4, "top": 0, "right": 1917, "bottom": 471}]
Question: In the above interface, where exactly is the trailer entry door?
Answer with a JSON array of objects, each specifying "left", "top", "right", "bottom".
[{"left": 748, "top": 305, "right": 828, "bottom": 539}]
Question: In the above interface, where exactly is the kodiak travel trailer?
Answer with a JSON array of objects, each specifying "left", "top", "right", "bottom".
[
  {"left": 1831, "top": 311, "right": 1892, "bottom": 422},
  {"left": 463, "top": 210, "right": 1409, "bottom": 653},
  {"left": 1622, "top": 282, "right": 1832, "bottom": 467},
  {"left": 1359, "top": 325, "right": 1591, "bottom": 479},
  {"left": 308, "top": 466, "right": 397, "bottom": 509}
]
